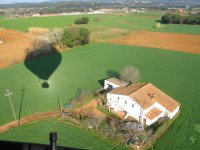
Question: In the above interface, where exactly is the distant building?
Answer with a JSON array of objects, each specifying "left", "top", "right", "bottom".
[
  {"left": 104, "top": 78, "right": 180, "bottom": 126},
  {"left": 32, "top": 13, "right": 40, "bottom": 17}
]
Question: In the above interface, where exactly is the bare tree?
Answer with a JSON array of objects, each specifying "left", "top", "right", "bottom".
[
  {"left": 25, "top": 39, "right": 54, "bottom": 60},
  {"left": 120, "top": 65, "right": 140, "bottom": 84},
  {"left": 32, "top": 39, "right": 52, "bottom": 53},
  {"left": 75, "top": 88, "right": 92, "bottom": 102},
  {"left": 45, "top": 28, "right": 63, "bottom": 45}
]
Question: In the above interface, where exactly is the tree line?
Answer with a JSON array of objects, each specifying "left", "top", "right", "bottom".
[{"left": 161, "top": 13, "right": 200, "bottom": 25}]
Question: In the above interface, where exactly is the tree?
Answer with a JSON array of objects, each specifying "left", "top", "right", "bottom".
[
  {"left": 45, "top": 28, "right": 63, "bottom": 45},
  {"left": 79, "top": 27, "right": 90, "bottom": 45},
  {"left": 120, "top": 66, "right": 140, "bottom": 84},
  {"left": 61, "top": 28, "right": 78, "bottom": 48}
]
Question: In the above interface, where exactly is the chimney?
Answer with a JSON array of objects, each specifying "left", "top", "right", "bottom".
[
  {"left": 148, "top": 93, "right": 156, "bottom": 99},
  {"left": 152, "top": 94, "right": 156, "bottom": 99}
]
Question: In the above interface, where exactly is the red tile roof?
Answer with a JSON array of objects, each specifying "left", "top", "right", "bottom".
[
  {"left": 106, "top": 78, "right": 129, "bottom": 87},
  {"left": 108, "top": 83, "right": 180, "bottom": 112},
  {"left": 145, "top": 107, "right": 163, "bottom": 120}
]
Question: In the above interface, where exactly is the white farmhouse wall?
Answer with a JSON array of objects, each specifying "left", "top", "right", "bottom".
[
  {"left": 107, "top": 93, "right": 123, "bottom": 111},
  {"left": 168, "top": 106, "right": 179, "bottom": 119},
  {"left": 104, "top": 80, "right": 120, "bottom": 89},
  {"left": 107, "top": 93, "right": 142, "bottom": 122},
  {"left": 124, "top": 99, "right": 142, "bottom": 122}
]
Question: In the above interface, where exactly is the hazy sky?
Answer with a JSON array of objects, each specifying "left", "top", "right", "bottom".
[{"left": 0, "top": 0, "right": 47, "bottom": 4}]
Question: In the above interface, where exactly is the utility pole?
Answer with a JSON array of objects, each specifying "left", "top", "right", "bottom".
[
  {"left": 5, "top": 89, "right": 18, "bottom": 125},
  {"left": 57, "top": 97, "right": 63, "bottom": 114}
]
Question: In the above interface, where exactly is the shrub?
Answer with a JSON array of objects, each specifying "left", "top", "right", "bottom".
[
  {"left": 75, "top": 17, "right": 89, "bottom": 24},
  {"left": 75, "top": 88, "right": 92, "bottom": 102}
]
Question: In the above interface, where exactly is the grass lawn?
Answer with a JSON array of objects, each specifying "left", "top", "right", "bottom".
[
  {"left": 0, "top": 119, "right": 128, "bottom": 150},
  {"left": 0, "top": 13, "right": 199, "bottom": 34},
  {"left": 0, "top": 43, "right": 200, "bottom": 149}
]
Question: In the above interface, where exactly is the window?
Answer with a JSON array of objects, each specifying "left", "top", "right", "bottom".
[
  {"left": 108, "top": 84, "right": 113, "bottom": 90},
  {"left": 132, "top": 104, "right": 134, "bottom": 108}
]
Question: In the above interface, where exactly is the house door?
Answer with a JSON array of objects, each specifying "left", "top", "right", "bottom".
[
  {"left": 139, "top": 116, "right": 142, "bottom": 122},
  {"left": 143, "top": 118, "right": 146, "bottom": 125}
]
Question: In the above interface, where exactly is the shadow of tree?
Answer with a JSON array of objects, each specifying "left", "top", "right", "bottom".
[{"left": 106, "top": 70, "right": 120, "bottom": 78}]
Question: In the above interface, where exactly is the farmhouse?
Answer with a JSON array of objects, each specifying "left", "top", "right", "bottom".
[{"left": 104, "top": 78, "right": 180, "bottom": 126}]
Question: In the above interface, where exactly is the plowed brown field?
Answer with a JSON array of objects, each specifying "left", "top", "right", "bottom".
[
  {"left": 0, "top": 29, "right": 35, "bottom": 68},
  {"left": 110, "top": 31, "right": 200, "bottom": 54}
]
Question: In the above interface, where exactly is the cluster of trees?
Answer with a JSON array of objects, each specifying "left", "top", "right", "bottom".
[
  {"left": 161, "top": 13, "right": 200, "bottom": 25},
  {"left": 62, "top": 27, "right": 90, "bottom": 48},
  {"left": 75, "top": 17, "right": 89, "bottom": 24},
  {"left": 25, "top": 26, "right": 90, "bottom": 59}
]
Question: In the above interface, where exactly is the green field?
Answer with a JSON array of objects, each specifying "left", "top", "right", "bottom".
[
  {"left": 0, "top": 13, "right": 200, "bottom": 34},
  {"left": 0, "top": 43, "right": 200, "bottom": 149},
  {"left": 0, "top": 119, "right": 128, "bottom": 150}
]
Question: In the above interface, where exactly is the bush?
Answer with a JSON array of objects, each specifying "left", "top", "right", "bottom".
[{"left": 75, "top": 17, "right": 89, "bottom": 24}]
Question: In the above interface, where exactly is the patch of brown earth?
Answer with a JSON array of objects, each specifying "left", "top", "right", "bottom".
[
  {"left": 73, "top": 99, "right": 106, "bottom": 119},
  {"left": 0, "top": 29, "right": 36, "bottom": 68},
  {"left": 110, "top": 31, "right": 200, "bottom": 54}
]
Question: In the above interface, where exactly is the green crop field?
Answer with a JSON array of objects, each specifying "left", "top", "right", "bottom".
[
  {"left": 0, "top": 119, "right": 128, "bottom": 150},
  {"left": 0, "top": 43, "right": 200, "bottom": 149},
  {"left": 0, "top": 13, "right": 200, "bottom": 34}
]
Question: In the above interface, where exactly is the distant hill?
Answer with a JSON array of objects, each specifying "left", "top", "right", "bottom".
[
  {"left": 48, "top": 0, "right": 200, "bottom": 4},
  {"left": 0, "top": 0, "right": 199, "bottom": 8}
]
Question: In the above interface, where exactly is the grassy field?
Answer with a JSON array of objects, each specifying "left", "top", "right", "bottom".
[
  {"left": 0, "top": 119, "right": 128, "bottom": 150},
  {"left": 0, "top": 13, "right": 200, "bottom": 34},
  {"left": 0, "top": 43, "right": 200, "bottom": 149}
]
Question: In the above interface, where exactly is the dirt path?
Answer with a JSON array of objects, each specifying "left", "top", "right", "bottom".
[
  {"left": 0, "top": 111, "right": 60, "bottom": 133},
  {"left": 73, "top": 99, "right": 106, "bottom": 119},
  {"left": 110, "top": 31, "right": 200, "bottom": 54},
  {"left": 0, "top": 99, "right": 104, "bottom": 133}
]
